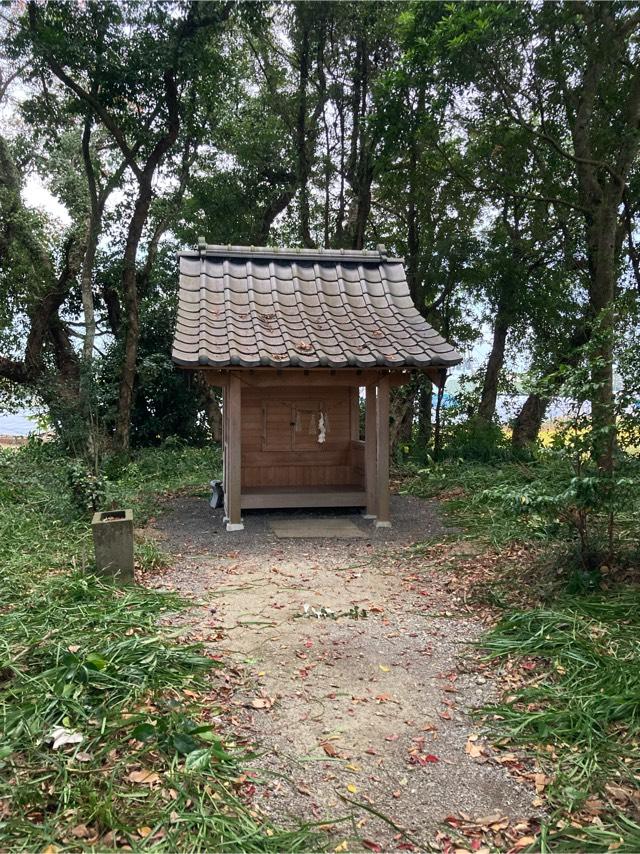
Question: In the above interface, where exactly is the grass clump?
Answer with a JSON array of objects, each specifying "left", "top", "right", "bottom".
[
  {"left": 480, "top": 590, "right": 640, "bottom": 851},
  {"left": 0, "top": 442, "right": 318, "bottom": 852},
  {"left": 400, "top": 456, "right": 568, "bottom": 546}
]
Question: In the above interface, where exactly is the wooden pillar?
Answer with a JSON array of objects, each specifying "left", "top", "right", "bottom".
[
  {"left": 225, "top": 373, "right": 244, "bottom": 531},
  {"left": 375, "top": 373, "right": 391, "bottom": 528},
  {"left": 364, "top": 383, "right": 377, "bottom": 519}
]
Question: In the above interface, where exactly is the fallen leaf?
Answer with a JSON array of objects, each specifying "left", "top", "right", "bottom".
[
  {"left": 128, "top": 769, "right": 161, "bottom": 785},
  {"left": 362, "top": 841, "right": 382, "bottom": 852},
  {"left": 514, "top": 836, "right": 537, "bottom": 849},
  {"left": 70, "top": 824, "right": 91, "bottom": 839},
  {"left": 346, "top": 783, "right": 358, "bottom": 794},
  {"left": 379, "top": 665, "right": 390, "bottom": 672},
  {"left": 46, "top": 726, "right": 83, "bottom": 750},
  {"left": 465, "top": 739, "right": 484, "bottom": 758},
  {"left": 321, "top": 742, "right": 340, "bottom": 757},
  {"left": 534, "top": 773, "right": 547, "bottom": 793},
  {"left": 137, "top": 827, "right": 153, "bottom": 838}
]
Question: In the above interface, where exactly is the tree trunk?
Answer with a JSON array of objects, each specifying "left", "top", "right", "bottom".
[
  {"left": 114, "top": 180, "right": 152, "bottom": 450},
  {"left": 389, "top": 385, "right": 414, "bottom": 454},
  {"left": 586, "top": 204, "right": 617, "bottom": 472},
  {"left": 295, "top": 12, "right": 314, "bottom": 249},
  {"left": 417, "top": 375, "right": 433, "bottom": 451},
  {"left": 512, "top": 393, "right": 549, "bottom": 449},
  {"left": 205, "top": 387, "right": 223, "bottom": 442},
  {"left": 433, "top": 381, "right": 446, "bottom": 460},
  {"left": 477, "top": 304, "right": 509, "bottom": 423}
]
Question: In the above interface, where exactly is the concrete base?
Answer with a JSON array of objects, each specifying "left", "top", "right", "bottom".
[
  {"left": 226, "top": 521, "right": 245, "bottom": 532},
  {"left": 269, "top": 518, "right": 367, "bottom": 539},
  {"left": 375, "top": 520, "right": 392, "bottom": 528},
  {"left": 91, "top": 509, "right": 134, "bottom": 584}
]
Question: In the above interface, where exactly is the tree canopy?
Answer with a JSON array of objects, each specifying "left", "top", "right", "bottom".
[{"left": 0, "top": 0, "right": 638, "bottom": 465}]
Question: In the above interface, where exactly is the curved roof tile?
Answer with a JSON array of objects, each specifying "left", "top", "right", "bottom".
[{"left": 172, "top": 244, "right": 462, "bottom": 370}]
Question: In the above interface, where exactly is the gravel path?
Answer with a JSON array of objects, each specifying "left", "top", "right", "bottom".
[{"left": 144, "top": 495, "right": 539, "bottom": 851}]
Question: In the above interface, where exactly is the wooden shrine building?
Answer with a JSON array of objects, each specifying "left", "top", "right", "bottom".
[{"left": 172, "top": 242, "right": 461, "bottom": 531}]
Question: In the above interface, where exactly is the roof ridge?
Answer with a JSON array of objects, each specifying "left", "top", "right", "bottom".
[{"left": 179, "top": 240, "right": 403, "bottom": 264}]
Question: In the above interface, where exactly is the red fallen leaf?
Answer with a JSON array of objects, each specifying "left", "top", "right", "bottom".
[
  {"left": 409, "top": 753, "right": 439, "bottom": 766},
  {"left": 471, "top": 839, "right": 482, "bottom": 851},
  {"left": 384, "top": 734, "right": 399, "bottom": 741},
  {"left": 362, "top": 840, "right": 382, "bottom": 852},
  {"left": 396, "top": 845, "right": 415, "bottom": 851}
]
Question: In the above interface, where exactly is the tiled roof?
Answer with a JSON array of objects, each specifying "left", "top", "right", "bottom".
[{"left": 172, "top": 243, "right": 462, "bottom": 370}]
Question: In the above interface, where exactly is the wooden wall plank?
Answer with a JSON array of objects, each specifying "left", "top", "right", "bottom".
[{"left": 350, "top": 387, "right": 361, "bottom": 441}]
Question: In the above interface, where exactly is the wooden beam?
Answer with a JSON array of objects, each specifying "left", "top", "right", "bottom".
[
  {"left": 225, "top": 373, "right": 244, "bottom": 531},
  {"left": 242, "top": 487, "right": 366, "bottom": 510},
  {"left": 375, "top": 374, "right": 391, "bottom": 528},
  {"left": 364, "top": 383, "right": 377, "bottom": 519},
  {"left": 237, "top": 368, "right": 375, "bottom": 388},
  {"left": 201, "top": 366, "right": 438, "bottom": 389}
]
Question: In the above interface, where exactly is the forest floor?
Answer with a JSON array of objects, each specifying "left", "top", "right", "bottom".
[{"left": 142, "top": 495, "right": 543, "bottom": 852}]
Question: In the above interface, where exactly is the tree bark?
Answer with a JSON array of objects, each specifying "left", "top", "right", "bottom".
[
  {"left": 417, "top": 375, "right": 433, "bottom": 451},
  {"left": 295, "top": 14, "right": 314, "bottom": 248},
  {"left": 477, "top": 304, "right": 509, "bottom": 423},
  {"left": 205, "top": 387, "right": 223, "bottom": 442},
  {"left": 512, "top": 393, "right": 549, "bottom": 449},
  {"left": 114, "top": 179, "right": 153, "bottom": 450}
]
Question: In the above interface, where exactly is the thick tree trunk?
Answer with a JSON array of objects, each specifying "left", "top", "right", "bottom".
[
  {"left": 114, "top": 181, "right": 152, "bottom": 450},
  {"left": 389, "top": 385, "right": 414, "bottom": 454},
  {"left": 512, "top": 393, "right": 549, "bottom": 449},
  {"left": 295, "top": 13, "right": 314, "bottom": 249},
  {"left": 587, "top": 205, "right": 617, "bottom": 471},
  {"left": 477, "top": 305, "right": 509, "bottom": 423}
]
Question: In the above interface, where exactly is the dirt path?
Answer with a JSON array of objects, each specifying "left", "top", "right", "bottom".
[{"left": 144, "top": 496, "right": 540, "bottom": 851}]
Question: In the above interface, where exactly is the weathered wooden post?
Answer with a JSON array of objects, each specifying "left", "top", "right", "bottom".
[{"left": 91, "top": 509, "right": 135, "bottom": 584}]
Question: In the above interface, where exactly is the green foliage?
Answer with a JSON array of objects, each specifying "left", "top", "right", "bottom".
[
  {"left": 443, "top": 418, "right": 512, "bottom": 463},
  {"left": 481, "top": 591, "right": 640, "bottom": 848},
  {"left": 66, "top": 459, "right": 108, "bottom": 513},
  {"left": 401, "top": 457, "right": 560, "bottom": 545},
  {"left": 97, "top": 250, "right": 213, "bottom": 448}
]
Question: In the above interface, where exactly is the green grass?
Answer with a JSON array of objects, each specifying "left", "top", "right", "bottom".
[
  {"left": 400, "top": 457, "right": 567, "bottom": 546},
  {"left": 480, "top": 591, "right": 640, "bottom": 851},
  {"left": 0, "top": 441, "right": 319, "bottom": 851},
  {"left": 399, "top": 456, "right": 640, "bottom": 850}
]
